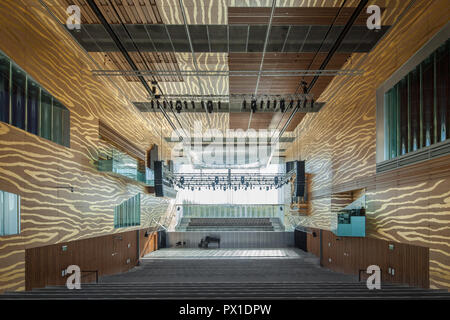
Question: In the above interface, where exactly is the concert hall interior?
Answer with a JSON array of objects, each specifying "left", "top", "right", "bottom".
[{"left": 0, "top": 0, "right": 449, "bottom": 300}]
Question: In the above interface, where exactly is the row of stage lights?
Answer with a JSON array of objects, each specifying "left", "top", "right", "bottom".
[
  {"left": 148, "top": 98, "right": 315, "bottom": 114},
  {"left": 173, "top": 175, "right": 291, "bottom": 191}
]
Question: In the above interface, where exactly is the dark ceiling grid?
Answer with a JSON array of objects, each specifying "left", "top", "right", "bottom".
[
  {"left": 245, "top": 25, "right": 250, "bottom": 53},
  {"left": 178, "top": 0, "right": 212, "bottom": 128},
  {"left": 205, "top": 25, "right": 212, "bottom": 53},
  {"left": 280, "top": 25, "right": 291, "bottom": 53},
  {"left": 69, "top": 24, "right": 389, "bottom": 54},
  {"left": 85, "top": 0, "right": 184, "bottom": 140}
]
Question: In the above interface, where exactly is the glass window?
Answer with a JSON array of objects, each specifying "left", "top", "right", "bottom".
[
  {"left": 27, "top": 78, "right": 40, "bottom": 135},
  {"left": 0, "top": 190, "right": 20, "bottom": 236},
  {"left": 421, "top": 55, "right": 435, "bottom": 146},
  {"left": 384, "top": 40, "right": 449, "bottom": 160},
  {"left": 0, "top": 50, "right": 70, "bottom": 147},
  {"left": 40, "top": 90, "right": 52, "bottom": 141},
  {"left": 436, "top": 39, "right": 449, "bottom": 142},
  {"left": 52, "top": 100, "right": 64, "bottom": 145},
  {"left": 409, "top": 67, "right": 421, "bottom": 152},
  {"left": 114, "top": 193, "right": 140, "bottom": 228},
  {"left": 0, "top": 52, "right": 9, "bottom": 123},
  {"left": 11, "top": 64, "right": 26, "bottom": 130}
]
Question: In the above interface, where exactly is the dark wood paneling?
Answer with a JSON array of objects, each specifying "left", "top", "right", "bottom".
[
  {"left": 306, "top": 228, "right": 321, "bottom": 257},
  {"left": 139, "top": 229, "right": 158, "bottom": 257},
  {"left": 320, "top": 230, "right": 429, "bottom": 288},
  {"left": 228, "top": 7, "right": 383, "bottom": 26},
  {"left": 25, "top": 229, "right": 147, "bottom": 291}
]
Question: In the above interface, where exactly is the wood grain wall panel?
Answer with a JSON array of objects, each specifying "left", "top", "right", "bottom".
[
  {"left": 25, "top": 229, "right": 145, "bottom": 291},
  {"left": 284, "top": 0, "right": 450, "bottom": 289},
  {"left": 320, "top": 230, "right": 429, "bottom": 288},
  {"left": 139, "top": 229, "right": 158, "bottom": 257},
  {"left": 0, "top": 0, "right": 173, "bottom": 293},
  {"left": 228, "top": 7, "right": 385, "bottom": 26},
  {"left": 306, "top": 228, "right": 320, "bottom": 257}
]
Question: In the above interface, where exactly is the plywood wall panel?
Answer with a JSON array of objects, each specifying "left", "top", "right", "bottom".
[
  {"left": 284, "top": 0, "right": 450, "bottom": 289},
  {"left": 0, "top": 0, "right": 172, "bottom": 293}
]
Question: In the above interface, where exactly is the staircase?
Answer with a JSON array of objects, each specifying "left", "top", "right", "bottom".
[
  {"left": 176, "top": 218, "right": 284, "bottom": 231},
  {"left": 2, "top": 254, "right": 449, "bottom": 300},
  {"left": 2, "top": 282, "right": 449, "bottom": 300}
]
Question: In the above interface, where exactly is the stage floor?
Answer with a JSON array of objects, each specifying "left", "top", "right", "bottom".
[{"left": 142, "top": 248, "right": 303, "bottom": 259}]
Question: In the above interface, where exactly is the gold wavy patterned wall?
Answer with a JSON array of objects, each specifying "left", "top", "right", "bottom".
[
  {"left": 285, "top": 0, "right": 450, "bottom": 289},
  {"left": 0, "top": 0, "right": 173, "bottom": 293}
]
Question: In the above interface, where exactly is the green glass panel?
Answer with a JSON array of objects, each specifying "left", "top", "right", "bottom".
[
  {"left": 11, "top": 64, "right": 26, "bottom": 130},
  {"left": 40, "top": 91, "right": 52, "bottom": 140},
  {"left": 436, "top": 40, "right": 449, "bottom": 142},
  {"left": 61, "top": 106, "right": 70, "bottom": 147},
  {"left": 421, "top": 55, "right": 435, "bottom": 147},
  {"left": 27, "top": 78, "right": 39, "bottom": 135},
  {"left": 0, "top": 52, "right": 9, "bottom": 124},
  {"left": 52, "top": 101, "right": 63, "bottom": 145}
]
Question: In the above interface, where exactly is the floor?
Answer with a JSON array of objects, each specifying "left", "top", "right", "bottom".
[
  {"left": 100, "top": 248, "right": 357, "bottom": 284},
  {"left": 142, "top": 248, "right": 301, "bottom": 259}
]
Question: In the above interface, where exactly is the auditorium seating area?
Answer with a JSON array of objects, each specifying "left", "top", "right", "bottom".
[
  {"left": 176, "top": 218, "right": 285, "bottom": 231},
  {"left": 3, "top": 254, "right": 450, "bottom": 300}
]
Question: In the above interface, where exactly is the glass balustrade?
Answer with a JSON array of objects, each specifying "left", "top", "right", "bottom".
[{"left": 98, "top": 147, "right": 154, "bottom": 186}]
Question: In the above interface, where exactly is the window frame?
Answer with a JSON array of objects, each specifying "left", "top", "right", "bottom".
[{"left": 376, "top": 24, "right": 449, "bottom": 163}]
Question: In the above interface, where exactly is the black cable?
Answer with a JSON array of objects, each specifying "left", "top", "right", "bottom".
[{"left": 295, "top": 0, "right": 348, "bottom": 94}]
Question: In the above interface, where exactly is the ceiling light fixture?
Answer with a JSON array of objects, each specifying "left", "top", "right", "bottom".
[
  {"left": 251, "top": 99, "right": 257, "bottom": 113},
  {"left": 280, "top": 99, "right": 286, "bottom": 112},
  {"left": 207, "top": 100, "right": 213, "bottom": 113},
  {"left": 175, "top": 100, "right": 182, "bottom": 113}
]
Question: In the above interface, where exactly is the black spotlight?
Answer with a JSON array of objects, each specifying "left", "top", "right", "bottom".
[
  {"left": 301, "top": 80, "right": 308, "bottom": 94},
  {"left": 273, "top": 100, "right": 277, "bottom": 109},
  {"left": 274, "top": 176, "right": 279, "bottom": 185},
  {"left": 215, "top": 176, "right": 219, "bottom": 184},
  {"left": 240, "top": 176, "right": 245, "bottom": 184},
  {"left": 280, "top": 99, "right": 286, "bottom": 112},
  {"left": 163, "top": 101, "right": 167, "bottom": 109},
  {"left": 201, "top": 100, "right": 205, "bottom": 111},
  {"left": 157, "top": 100, "right": 161, "bottom": 109},
  {"left": 242, "top": 100, "right": 247, "bottom": 110},
  {"left": 169, "top": 101, "right": 174, "bottom": 110},
  {"left": 266, "top": 100, "right": 270, "bottom": 109},
  {"left": 184, "top": 101, "right": 188, "bottom": 109},
  {"left": 251, "top": 99, "right": 257, "bottom": 113},
  {"left": 175, "top": 100, "right": 182, "bottom": 113},
  {"left": 310, "top": 98, "right": 315, "bottom": 109},
  {"left": 180, "top": 176, "right": 185, "bottom": 184},
  {"left": 191, "top": 101, "right": 195, "bottom": 109},
  {"left": 296, "top": 99, "right": 301, "bottom": 109},
  {"left": 260, "top": 100, "right": 264, "bottom": 109},
  {"left": 289, "top": 100, "right": 294, "bottom": 109},
  {"left": 207, "top": 100, "right": 213, "bottom": 113},
  {"left": 218, "top": 101, "right": 221, "bottom": 110},
  {"left": 150, "top": 100, "right": 154, "bottom": 109},
  {"left": 303, "top": 98, "right": 307, "bottom": 108}
]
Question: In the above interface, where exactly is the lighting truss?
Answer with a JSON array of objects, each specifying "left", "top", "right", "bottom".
[
  {"left": 143, "top": 93, "right": 313, "bottom": 102},
  {"left": 171, "top": 169, "right": 296, "bottom": 190},
  {"left": 91, "top": 69, "right": 364, "bottom": 77}
]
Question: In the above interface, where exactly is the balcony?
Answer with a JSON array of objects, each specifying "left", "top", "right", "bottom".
[{"left": 97, "top": 148, "right": 154, "bottom": 187}]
